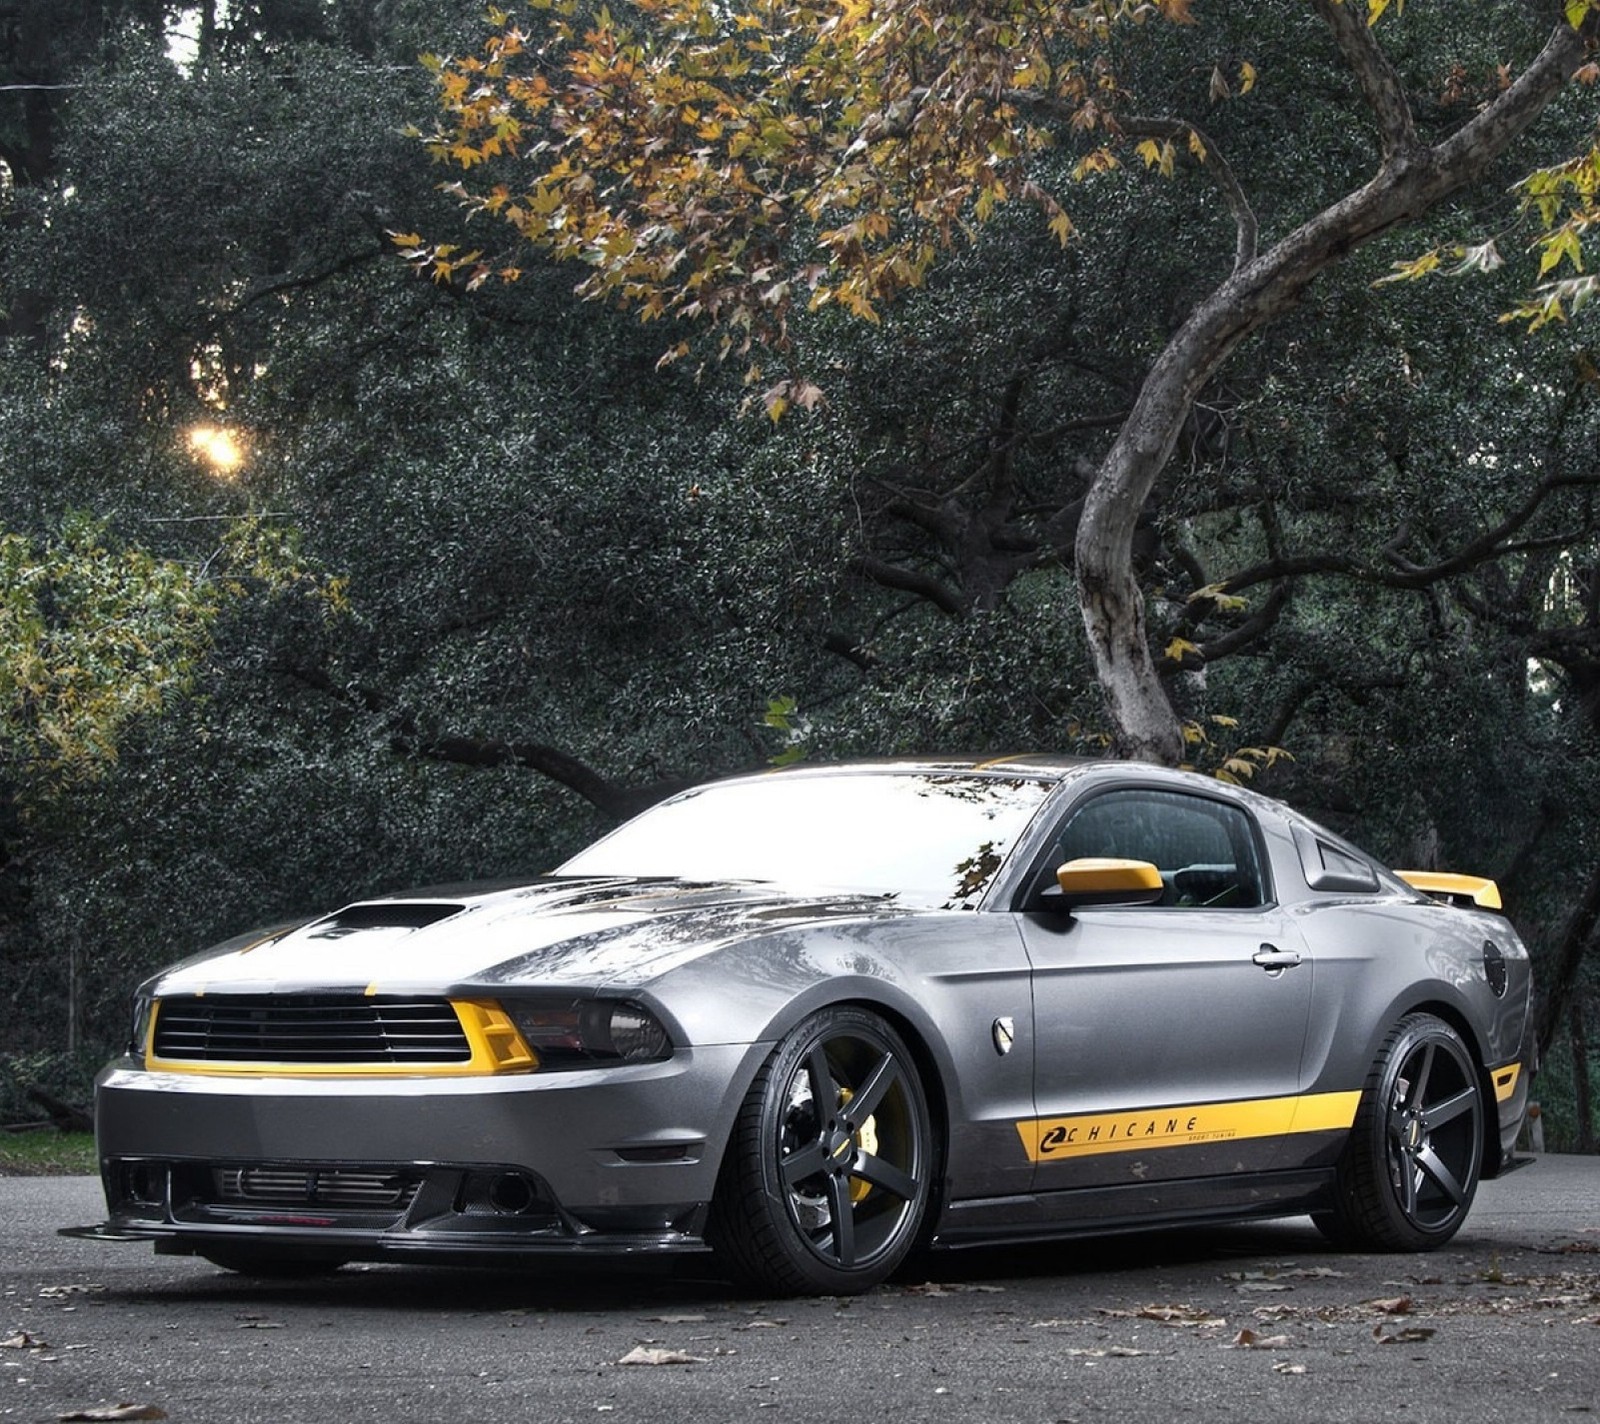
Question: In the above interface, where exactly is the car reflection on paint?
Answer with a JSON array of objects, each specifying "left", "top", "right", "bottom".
[{"left": 76, "top": 757, "right": 1533, "bottom": 1295}]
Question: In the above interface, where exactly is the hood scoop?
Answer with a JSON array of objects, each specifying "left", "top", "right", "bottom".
[{"left": 306, "top": 902, "right": 465, "bottom": 940}]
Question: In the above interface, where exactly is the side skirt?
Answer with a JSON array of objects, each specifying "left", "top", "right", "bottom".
[{"left": 932, "top": 1167, "right": 1334, "bottom": 1249}]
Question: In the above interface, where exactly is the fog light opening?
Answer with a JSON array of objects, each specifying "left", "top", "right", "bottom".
[
  {"left": 487, "top": 1173, "right": 538, "bottom": 1216},
  {"left": 123, "top": 1161, "right": 166, "bottom": 1207}
]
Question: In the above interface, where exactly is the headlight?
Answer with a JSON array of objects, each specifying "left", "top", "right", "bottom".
[
  {"left": 505, "top": 999, "right": 672, "bottom": 1069},
  {"left": 129, "top": 991, "right": 155, "bottom": 1060}
]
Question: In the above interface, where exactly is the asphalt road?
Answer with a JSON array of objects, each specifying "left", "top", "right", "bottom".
[{"left": 3, "top": 1160, "right": 1597, "bottom": 1424}]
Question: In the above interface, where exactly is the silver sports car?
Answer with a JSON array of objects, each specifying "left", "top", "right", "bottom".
[{"left": 78, "top": 758, "right": 1533, "bottom": 1294}]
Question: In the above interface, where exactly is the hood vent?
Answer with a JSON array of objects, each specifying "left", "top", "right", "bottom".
[{"left": 308, "top": 902, "right": 464, "bottom": 938}]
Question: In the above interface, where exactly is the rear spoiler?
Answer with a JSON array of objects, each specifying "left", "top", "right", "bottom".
[{"left": 1394, "top": 870, "right": 1503, "bottom": 911}]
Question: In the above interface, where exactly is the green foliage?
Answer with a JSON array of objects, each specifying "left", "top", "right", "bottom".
[
  {"left": 0, "top": 1131, "right": 97, "bottom": 1176},
  {"left": 0, "top": 515, "right": 219, "bottom": 785},
  {"left": 0, "top": 510, "right": 348, "bottom": 802},
  {"left": 762, "top": 697, "right": 811, "bottom": 767}
]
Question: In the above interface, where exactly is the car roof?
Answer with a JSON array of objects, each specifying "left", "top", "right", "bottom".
[
  {"left": 755, "top": 754, "right": 1097, "bottom": 782},
  {"left": 744, "top": 756, "right": 1305, "bottom": 824}
]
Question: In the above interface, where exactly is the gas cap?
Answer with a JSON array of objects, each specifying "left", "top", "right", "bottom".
[{"left": 1483, "top": 940, "right": 1508, "bottom": 998}]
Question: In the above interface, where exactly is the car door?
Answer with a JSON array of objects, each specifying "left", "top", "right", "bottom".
[{"left": 1014, "top": 785, "right": 1315, "bottom": 1194}]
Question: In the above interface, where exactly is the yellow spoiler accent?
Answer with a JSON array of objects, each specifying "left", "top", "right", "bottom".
[{"left": 1395, "top": 870, "right": 1503, "bottom": 911}]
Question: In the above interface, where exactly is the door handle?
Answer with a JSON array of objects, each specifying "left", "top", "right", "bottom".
[{"left": 1252, "top": 944, "right": 1302, "bottom": 973}]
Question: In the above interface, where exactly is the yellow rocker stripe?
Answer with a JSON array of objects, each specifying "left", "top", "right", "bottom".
[{"left": 1017, "top": 1090, "right": 1363, "bottom": 1163}]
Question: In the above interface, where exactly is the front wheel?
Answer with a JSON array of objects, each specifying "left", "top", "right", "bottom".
[
  {"left": 708, "top": 1007, "right": 935, "bottom": 1295},
  {"left": 1318, "top": 1012, "right": 1484, "bottom": 1250}
]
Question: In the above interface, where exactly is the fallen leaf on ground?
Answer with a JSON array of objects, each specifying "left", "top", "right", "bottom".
[
  {"left": 1100, "top": 1304, "right": 1226, "bottom": 1328},
  {"left": 1373, "top": 1325, "right": 1436, "bottom": 1345},
  {"left": 638, "top": 1315, "right": 707, "bottom": 1324},
  {"left": 1229, "top": 1329, "right": 1290, "bottom": 1349},
  {"left": 55, "top": 1406, "right": 167, "bottom": 1422},
  {"left": 2, "top": 1331, "right": 46, "bottom": 1350},
  {"left": 1064, "top": 1346, "right": 1150, "bottom": 1358},
  {"left": 1272, "top": 1361, "right": 1308, "bottom": 1375},
  {"left": 1369, "top": 1295, "right": 1413, "bottom": 1315},
  {"left": 904, "top": 1282, "right": 1005, "bottom": 1295},
  {"left": 617, "top": 1346, "right": 710, "bottom": 1366}
]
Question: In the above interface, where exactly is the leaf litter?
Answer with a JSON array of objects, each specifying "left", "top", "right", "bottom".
[{"left": 617, "top": 1346, "right": 711, "bottom": 1366}]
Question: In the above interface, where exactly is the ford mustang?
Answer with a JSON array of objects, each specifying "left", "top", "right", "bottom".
[{"left": 76, "top": 757, "right": 1533, "bottom": 1294}]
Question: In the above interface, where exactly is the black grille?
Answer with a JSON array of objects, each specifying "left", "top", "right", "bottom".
[
  {"left": 211, "top": 1166, "right": 422, "bottom": 1210},
  {"left": 152, "top": 995, "right": 472, "bottom": 1064}
]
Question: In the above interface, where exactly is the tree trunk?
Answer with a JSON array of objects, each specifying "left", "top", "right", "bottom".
[
  {"left": 1571, "top": 996, "right": 1595, "bottom": 1153},
  {"left": 1538, "top": 859, "right": 1600, "bottom": 1065},
  {"left": 198, "top": 0, "right": 219, "bottom": 65},
  {"left": 1074, "top": 8, "right": 1587, "bottom": 762}
]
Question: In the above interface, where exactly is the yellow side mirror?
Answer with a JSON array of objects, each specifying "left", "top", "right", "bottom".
[{"left": 1053, "top": 857, "right": 1164, "bottom": 907}]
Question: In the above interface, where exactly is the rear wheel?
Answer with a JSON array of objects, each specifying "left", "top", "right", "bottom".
[
  {"left": 1318, "top": 1012, "right": 1483, "bottom": 1250},
  {"left": 708, "top": 1007, "right": 934, "bottom": 1295}
]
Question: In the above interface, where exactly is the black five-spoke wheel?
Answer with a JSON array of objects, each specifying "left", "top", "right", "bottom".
[
  {"left": 1319, "top": 1012, "right": 1484, "bottom": 1250},
  {"left": 709, "top": 1007, "right": 934, "bottom": 1295}
]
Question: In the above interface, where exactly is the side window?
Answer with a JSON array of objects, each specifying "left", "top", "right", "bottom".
[{"left": 1049, "top": 790, "right": 1267, "bottom": 909}]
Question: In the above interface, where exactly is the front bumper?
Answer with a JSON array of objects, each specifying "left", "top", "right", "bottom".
[
  {"left": 73, "top": 1157, "right": 712, "bottom": 1261},
  {"left": 84, "top": 1041, "right": 763, "bottom": 1259}
]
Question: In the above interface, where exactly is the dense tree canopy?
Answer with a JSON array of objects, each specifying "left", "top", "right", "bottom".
[{"left": 421, "top": 0, "right": 1598, "bottom": 763}]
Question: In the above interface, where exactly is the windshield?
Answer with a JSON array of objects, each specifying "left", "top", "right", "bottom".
[{"left": 557, "top": 771, "right": 1055, "bottom": 908}]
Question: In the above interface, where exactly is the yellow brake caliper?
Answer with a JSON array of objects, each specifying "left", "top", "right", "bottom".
[{"left": 837, "top": 1086, "right": 879, "bottom": 1203}]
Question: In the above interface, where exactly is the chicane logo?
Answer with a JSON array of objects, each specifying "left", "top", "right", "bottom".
[
  {"left": 1016, "top": 1091, "right": 1361, "bottom": 1163},
  {"left": 1037, "top": 1112, "right": 1202, "bottom": 1156}
]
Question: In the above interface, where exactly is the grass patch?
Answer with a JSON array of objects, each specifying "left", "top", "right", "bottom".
[{"left": 0, "top": 1130, "right": 97, "bottom": 1176}]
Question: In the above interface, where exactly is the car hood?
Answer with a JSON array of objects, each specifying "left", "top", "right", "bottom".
[{"left": 150, "top": 877, "right": 899, "bottom": 997}]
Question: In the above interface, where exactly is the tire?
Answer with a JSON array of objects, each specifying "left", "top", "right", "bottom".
[
  {"left": 200, "top": 1248, "right": 349, "bottom": 1278},
  {"left": 708, "top": 1007, "right": 934, "bottom": 1296},
  {"left": 1319, "top": 1012, "right": 1484, "bottom": 1251}
]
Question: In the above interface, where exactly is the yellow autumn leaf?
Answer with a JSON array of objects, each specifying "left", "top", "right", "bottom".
[
  {"left": 1375, "top": 249, "right": 1442, "bottom": 285},
  {"left": 1539, "top": 226, "right": 1584, "bottom": 277}
]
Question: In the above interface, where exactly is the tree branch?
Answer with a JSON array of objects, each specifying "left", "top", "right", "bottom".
[
  {"left": 1310, "top": 0, "right": 1419, "bottom": 162},
  {"left": 394, "top": 732, "right": 687, "bottom": 820},
  {"left": 849, "top": 554, "right": 966, "bottom": 616},
  {"left": 272, "top": 662, "right": 684, "bottom": 821},
  {"left": 1121, "top": 115, "right": 1258, "bottom": 269},
  {"left": 1074, "top": 11, "right": 1585, "bottom": 763}
]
